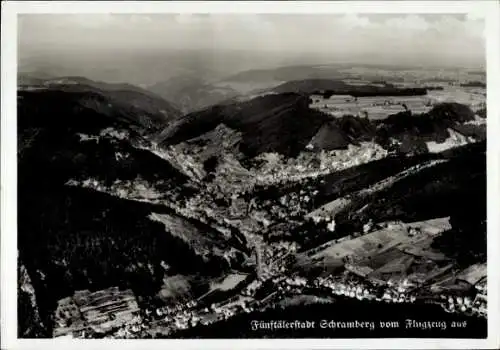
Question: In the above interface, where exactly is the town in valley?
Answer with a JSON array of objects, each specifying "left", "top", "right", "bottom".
[{"left": 16, "top": 12, "right": 488, "bottom": 339}]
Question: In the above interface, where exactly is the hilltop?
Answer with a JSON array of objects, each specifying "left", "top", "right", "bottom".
[
  {"left": 157, "top": 93, "right": 330, "bottom": 158},
  {"left": 18, "top": 75, "right": 181, "bottom": 133},
  {"left": 156, "top": 90, "right": 484, "bottom": 161}
]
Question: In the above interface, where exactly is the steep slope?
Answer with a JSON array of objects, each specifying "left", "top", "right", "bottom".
[
  {"left": 18, "top": 262, "right": 46, "bottom": 337},
  {"left": 153, "top": 93, "right": 484, "bottom": 201},
  {"left": 247, "top": 140, "right": 485, "bottom": 257},
  {"left": 295, "top": 142, "right": 486, "bottom": 250},
  {"left": 309, "top": 115, "right": 376, "bottom": 150},
  {"left": 156, "top": 88, "right": 482, "bottom": 163},
  {"left": 17, "top": 87, "right": 246, "bottom": 337},
  {"left": 157, "top": 93, "right": 331, "bottom": 158},
  {"left": 374, "top": 103, "right": 480, "bottom": 154}
]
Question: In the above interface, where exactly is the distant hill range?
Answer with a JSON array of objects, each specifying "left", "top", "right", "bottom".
[
  {"left": 220, "top": 64, "right": 417, "bottom": 84},
  {"left": 147, "top": 75, "right": 240, "bottom": 114},
  {"left": 221, "top": 63, "right": 485, "bottom": 84},
  {"left": 270, "top": 79, "right": 432, "bottom": 97}
]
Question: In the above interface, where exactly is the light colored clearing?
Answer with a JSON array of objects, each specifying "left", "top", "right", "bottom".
[
  {"left": 157, "top": 274, "right": 192, "bottom": 301},
  {"left": 456, "top": 263, "right": 487, "bottom": 286},
  {"left": 76, "top": 133, "right": 100, "bottom": 142},
  {"left": 130, "top": 183, "right": 161, "bottom": 200},
  {"left": 212, "top": 296, "right": 254, "bottom": 311},
  {"left": 342, "top": 79, "right": 373, "bottom": 86},
  {"left": 311, "top": 226, "right": 411, "bottom": 262},
  {"left": 426, "top": 128, "right": 475, "bottom": 153},
  {"left": 309, "top": 94, "right": 433, "bottom": 120},
  {"left": 310, "top": 85, "right": 486, "bottom": 120},
  {"left": 306, "top": 198, "right": 352, "bottom": 219},
  {"left": 345, "top": 263, "right": 374, "bottom": 277},
  {"left": 99, "top": 127, "right": 129, "bottom": 140},
  {"left": 210, "top": 273, "right": 248, "bottom": 292},
  {"left": 278, "top": 294, "right": 334, "bottom": 307},
  {"left": 466, "top": 114, "right": 487, "bottom": 125},
  {"left": 405, "top": 216, "right": 452, "bottom": 236},
  {"left": 427, "top": 86, "right": 486, "bottom": 108}
]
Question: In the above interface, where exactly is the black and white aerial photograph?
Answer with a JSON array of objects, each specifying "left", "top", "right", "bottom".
[{"left": 3, "top": 1, "right": 498, "bottom": 347}]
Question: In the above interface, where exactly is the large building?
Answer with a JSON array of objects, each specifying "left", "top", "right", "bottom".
[{"left": 53, "top": 287, "right": 141, "bottom": 337}]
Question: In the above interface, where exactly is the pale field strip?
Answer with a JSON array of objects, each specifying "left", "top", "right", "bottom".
[
  {"left": 456, "top": 263, "right": 487, "bottom": 286},
  {"left": 302, "top": 217, "right": 451, "bottom": 265}
]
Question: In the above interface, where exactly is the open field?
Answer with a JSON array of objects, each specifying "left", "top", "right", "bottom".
[
  {"left": 309, "top": 85, "right": 485, "bottom": 120},
  {"left": 296, "top": 217, "right": 453, "bottom": 279},
  {"left": 456, "top": 263, "right": 487, "bottom": 286},
  {"left": 210, "top": 273, "right": 249, "bottom": 292},
  {"left": 157, "top": 275, "right": 194, "bottom": 303},
  {"left": 296, "top": 225, "right": 412, "bottom": 270},
  {"left": 310, "top": 94, "right": 432, "bottom": 119}
]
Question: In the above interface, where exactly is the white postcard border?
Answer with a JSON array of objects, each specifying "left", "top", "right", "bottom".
[{"left": 2, "top": 1, "right": 499, "bottom": 349}]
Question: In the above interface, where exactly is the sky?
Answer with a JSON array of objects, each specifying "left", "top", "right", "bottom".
[{"left": 17, "top": 13, "right": 486, "bottom": 81}]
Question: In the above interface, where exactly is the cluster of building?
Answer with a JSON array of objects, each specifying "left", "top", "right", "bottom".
[
  {"left": 257, "top": 240, "right": 299, "bottom": 280},
  {"left": 309, "top": 258, "right": 488, "bottom": 319},
  {"left": 264, "top": 241, "right": 298, "bottom": 265},
  {"left": 111, "top": 323, "right": 144, "bottom": 338},
  {"left": 313, "top": 274, "right": 416, "bottom": 304},
  {"left": 137, "top": 260, "right": 486, "bottom": 337},
  {"left": 439, "top": 276, "right": 487, "bottom": 317},
  {"left": 163, "top": 308, "right": 198, "bottom": 330},
  {"left": 473, "top": 278, "right": 487, "bottom": 316},
  {"left": 74, "top": 128, "right": 130, "bottom": 145},
  {"left": 272, "top": 192, "right": 308, "bottom": 218},
  {"left": 266, "top": 272, "right": 416, "bottom": 307},
  {"left": 99, "top": 127, "right": 129, "bottom": 141},
  {"left": 145, "top": 293, "right": 257, "bottom": 334},
  {"left": 148, "top": 300, "right": 198, "bottom": 319},
  {"left": 53, "top": 287, "right": 142, "bottom": 338},
  {"left": 65, "top": 175, "right": 166, "bottom": 204},
  {"left": 241, "top": 280, "right": 263, "bottom": 297},
  {"left": 252, "top": 141, "right": 387, "bottom": 188},
  {"left": 76, "top": 133, "right": 100, "bottom": 143},
  {"left": 441, "top": 294, "right": 476, "bottom": 315},
  {"left": 276, "top": 276, "right": 308, "bottom": 293}
]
